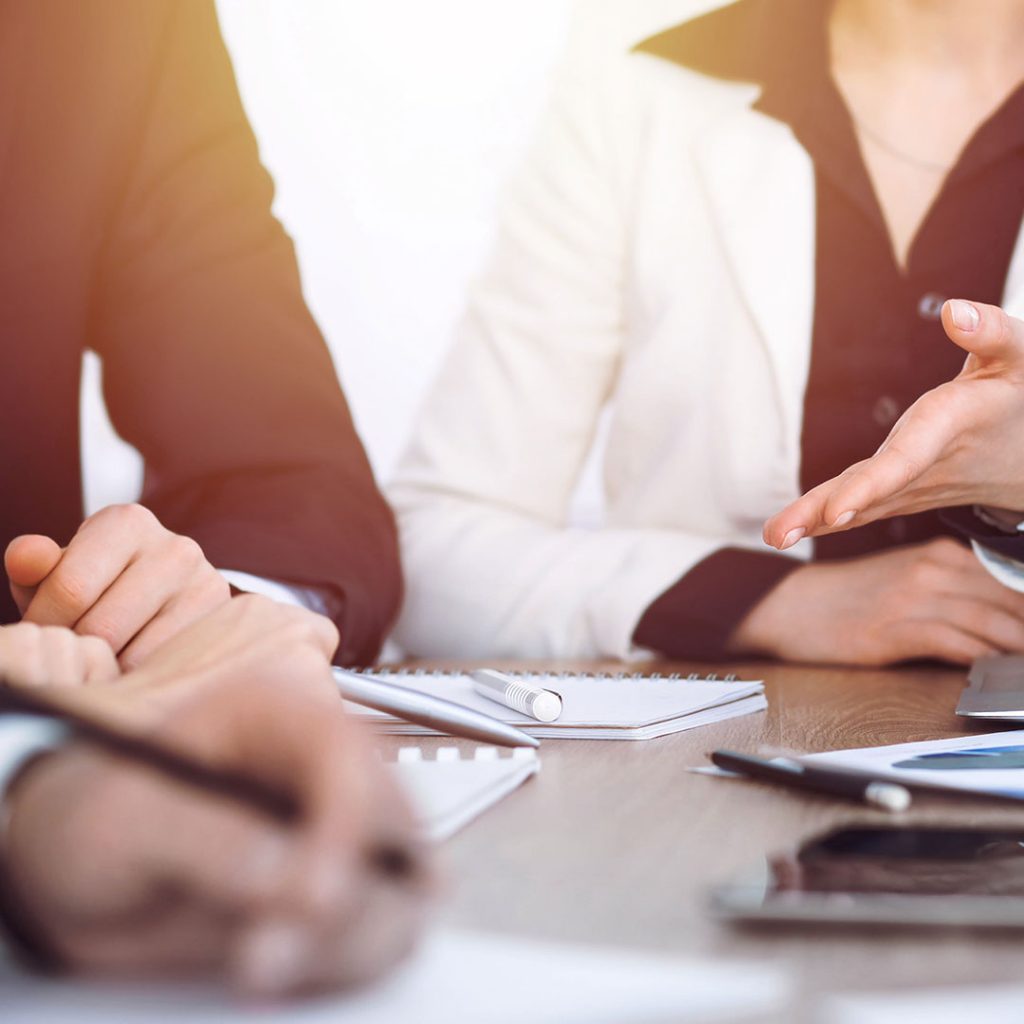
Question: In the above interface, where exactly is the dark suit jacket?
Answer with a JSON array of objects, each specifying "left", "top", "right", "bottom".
[{"left": 0, "top": 0, "right": 401, "bottom": 663}]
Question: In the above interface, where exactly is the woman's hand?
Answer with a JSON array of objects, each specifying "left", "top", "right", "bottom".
[
  {"left": 764, "top": 299, "right": 1024, "bottom": 551},
  {"left": 0, "top": 623, "right": 119, "bottom": 688},
  {"left": 732, "top": 538, "right": 1024, "bottom": 666}
]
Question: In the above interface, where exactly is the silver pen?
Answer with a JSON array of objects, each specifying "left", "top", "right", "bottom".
[
  {"left": 333, "top": 668, "right": 540, "bottom": 749},
  {"left": 470, "top": 669, "right": 563, "bottom": 723}
]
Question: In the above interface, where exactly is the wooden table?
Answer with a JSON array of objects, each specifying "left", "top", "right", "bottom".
[{"left": 385, "top": 661, "right": 1024, "bottom": 1021}]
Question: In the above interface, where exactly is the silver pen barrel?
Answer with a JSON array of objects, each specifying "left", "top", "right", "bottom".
[{"left": 333, "top": 669, "right": 540, "bottom": 749}]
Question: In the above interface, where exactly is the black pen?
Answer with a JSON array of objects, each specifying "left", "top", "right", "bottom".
[
  {"left": 0, "top": 683, "right": 418, "bottom": 880},
  {"left": 710, "top": 749, "right": 912, "bottom": 812}
]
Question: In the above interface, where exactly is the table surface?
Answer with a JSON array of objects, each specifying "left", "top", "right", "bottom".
[{"left": 381, "top": 660, "right": 1024, "bottom": 1021}]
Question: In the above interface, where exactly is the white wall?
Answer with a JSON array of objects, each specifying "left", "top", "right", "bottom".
[{"left": 82, "top": 0, "right": 573, "bottom": 513}]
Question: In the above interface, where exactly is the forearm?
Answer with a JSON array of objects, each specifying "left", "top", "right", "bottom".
[
  {"left": 88, "top": 2, "right": 400, "bottom": 666},
  {"left": 139, "top": 468, "right": 401, "bottom": 666},
  {"left": 392, "top": 490, "right": 738, "bottom": 659},
  {"left": 633, "top": 548, "right": 803, "bottom": 661}
]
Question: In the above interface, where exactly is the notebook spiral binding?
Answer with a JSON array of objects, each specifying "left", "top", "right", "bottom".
[
  {"left": 357, "top": 668, "right": 740, "bottom": 683},
  {"left": 384, "top": 745, "right": 538, "bottom": 764}
]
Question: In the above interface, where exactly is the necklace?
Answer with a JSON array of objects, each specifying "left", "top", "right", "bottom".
[{"left": 848, "top": 113, "right": 954, "bottom": 173}]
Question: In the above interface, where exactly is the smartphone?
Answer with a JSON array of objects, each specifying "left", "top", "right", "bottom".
[{"left": 711, "top": 825, "right": 1024, "bottom": 929}]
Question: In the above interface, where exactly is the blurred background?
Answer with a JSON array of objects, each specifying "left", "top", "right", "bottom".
[
  {"left": 82, "top": 0, "right": 572, "bottom": 511},
  {"left": 81, "top": 0, "right": 703, "bottom": 514}
]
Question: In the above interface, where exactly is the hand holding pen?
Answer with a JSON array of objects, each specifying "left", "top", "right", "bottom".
[{"left": 1, "top": 597, "right": 433, "bottom": 998}]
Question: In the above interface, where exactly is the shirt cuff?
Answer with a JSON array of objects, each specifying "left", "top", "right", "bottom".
[
  {"left": 0, "top": 716, "right": 69, "bottom": 972},
  {"left": 632, "top": 548, "right": 801, "bottom": 661},
  {"left": 940, "top": 506, "right": 1024, "bottom": 592},
  {"left": 971, "top": 541, "right": 1024, "bottom": 593},
  {"left": 219, "top": 570, "right": 329, "bottom": 616},
  {"left": 0, "top": 717, "right": 67, "bottom": 802}
]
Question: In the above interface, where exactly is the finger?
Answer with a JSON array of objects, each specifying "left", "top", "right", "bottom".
[
  {"left": 57, "top": 902, "right": 236, "bottom": 978},
  {"left": 23, "top": 541, "right": 134, "bottom": 631},
  {"left": 205, "top": 680, "right": 402, "bottom": 929},
  {"left": 763, "top": 465, "right": 865, "bottom": 548},
  {"left": 765, "top": 395, "right": 957, "bottom": 545},
  {"left": 117, "top": 578, "right": 230, "bottom": 671},
  {"left": 942, "top": 299, "right": 1024, "bottom": 367},
  {"left": 231, "top": 758, "right": 432, "bottom": 1001},
  {"left": 817, "top": 408, "right": 958, "bottom": 531},
  {"left": 41, "top": 627, "right": 88, "bottom": 687},
  {"left": 153, "top": 663, "right": 376, "bottom": 910},
  {"left": 59, "top": 775, "right": 296, "bottom": 976},
  {"left": 929, "top": 597, "right": 1024, "bottom": 654},
  {"left": 21, "top": 505, "right": 163, "bottom": 629},
  {"left": 81, "top": 636, "right": 120, "bottom": 685},
  {"left": 921, "top": 538, "right": 1024, "bottom": 617},
  {"left": 266, "top": 704, "right": 374, "bottom": 919},
  {"left": 905, "top": 621, "right": 1000, "bottom": 665},
  {"left": 5, "top": 535, "right": 63, "bottom": 616},
  {"left": 73, "top": 557, "right": 187, "bottom": 657},
  {"left": 73, "top": 767, "right": 294, "bottom": 921},
  {"left": 0, "top": 625, "right": 47, "bottom": 686},
  {"left": 145, "top": 787, "right": 293, "bottom": 914},
  {"left": 954, "top": 566, "right": 1024, "bottom": 620},
  {"left": 233, "top": 860, "right": 427, "bottom": 998}
]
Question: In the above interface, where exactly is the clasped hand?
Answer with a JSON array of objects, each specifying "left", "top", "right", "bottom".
[{"left": 5, "top": 503, "right": 230, "bottom": 671}]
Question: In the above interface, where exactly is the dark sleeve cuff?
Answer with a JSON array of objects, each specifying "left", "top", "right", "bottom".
[
  {"left": 632, "top": 548, "right": 801, "bottom": 661},
  {"left": 941, "top": 506, "right": 1024, "bottom": 560}
]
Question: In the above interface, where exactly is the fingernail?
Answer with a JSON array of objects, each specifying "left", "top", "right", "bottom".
[
  {"left": 949, "top": 299, "right": 980, "bottom": 332},
  {"left": 831, "top": 510, "right": 856, "bottom": 527},
  {"left": 236, "top": 921, "right": 312, "bottom": 997},
  {"left": 780, "top": 527, "right": 805, "bottom": 550}
]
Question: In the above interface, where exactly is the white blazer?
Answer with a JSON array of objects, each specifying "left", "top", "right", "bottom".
[{"left": 389, "top": 1, "right": 1024, "bottom": 660}]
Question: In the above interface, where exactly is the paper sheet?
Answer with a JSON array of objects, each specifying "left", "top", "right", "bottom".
[
  {"left": 803, "top": 728, "right": 1024, "bottom": 801},
  {"left": 823, "top": 983, "right": 1024, "bottom": 1024},
  {"left": 2, "top": 928, "right": 790, "bottom": 1024}
]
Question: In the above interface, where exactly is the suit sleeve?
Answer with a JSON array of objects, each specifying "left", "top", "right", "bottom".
[
  {"left": 389, "top": 14, "right": 779, "bottom": 660},
  {"left": 87, "top": 1, "right": 400, "bottom": 665},
  {"left": 633, "top": 549, "right": 800, "bottom": 660}
]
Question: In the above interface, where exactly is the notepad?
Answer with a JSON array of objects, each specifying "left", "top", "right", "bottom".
[
  {"left": 1, "top": 928, "right": 791, "bottom": 1024},
  {"left": 391, "top": 746, "right": 539, "bottom": 840},
  {"left": 351, "top": 670, "right": 766, "bottom": 740}
]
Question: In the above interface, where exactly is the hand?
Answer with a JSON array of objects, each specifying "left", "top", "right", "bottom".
[
  {"left": 731, "top": 538, "right": 1024, "bottom": 666},
  {"left": 764, "top": 299, "right": 1024, "bottom": 550},
  {"left": 0, "top": 623, "right": 119, "bottom": 688},
  {"left": 4, "top": 504, "right": 230, "bottom": 670},
  {"left": 4, "top": 596, "right": 432, "bottom": 997}
]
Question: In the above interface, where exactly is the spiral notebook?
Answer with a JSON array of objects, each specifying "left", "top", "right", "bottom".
[
  {"left": 352, "top": 670, "right": 766, "bottom": 740},
  {"left": 392, "top": 746, "right": 539, "bottom": 840}
]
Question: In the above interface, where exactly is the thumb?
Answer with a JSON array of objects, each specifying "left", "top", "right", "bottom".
[
  {"left": 5, "top": 535, "right": 63, "bottom": 616},
  {"left": 942, "top": 299, "right": 1024, "bottom": 367}
]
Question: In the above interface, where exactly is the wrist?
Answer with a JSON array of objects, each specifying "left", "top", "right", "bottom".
[{"left": 729, "top": 563, "right": 817, "bottom": 658}]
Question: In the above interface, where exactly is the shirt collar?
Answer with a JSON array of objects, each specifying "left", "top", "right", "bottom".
[
  {"left": 634, "top": 0, "right": 1024, "bottom": 187},
  {"left": 633, "top": 1, "right": 877, "bottom": 221},
  {"left": 633, "top": 0, "right": 834, "bottom": 128}
]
